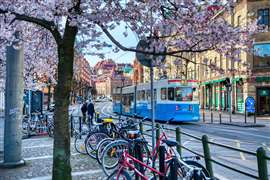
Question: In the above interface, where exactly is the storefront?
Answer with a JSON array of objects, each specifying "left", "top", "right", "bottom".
[{"left": 257, "top": 87, "right": 270, "bottom": 115}]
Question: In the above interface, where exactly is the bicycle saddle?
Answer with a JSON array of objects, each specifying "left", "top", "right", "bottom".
[{"left": 162, "top": 139, "right": 179, "bottom": 147}]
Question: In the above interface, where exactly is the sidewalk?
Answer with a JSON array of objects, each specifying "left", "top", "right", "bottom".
[
  {"left": 200, "top": 109, "right": 270, "bottom": 127},
  {"left": 0, "top": 136, "right": 105, "bottom": 180}
]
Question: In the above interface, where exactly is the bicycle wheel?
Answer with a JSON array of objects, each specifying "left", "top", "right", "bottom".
[
  {"left": 47, "top": 124, "right": 54, "bottom": 137},
  {"left": 74, "top": 130, "right": 88, "bottom": 155},
  {"left": 107, "top": 170, "right": 131, "bottom": 180},
  {"left": 22, "top": 118, "right": 30, "bottom": 139},
  {"left": 96, "top": 138, "right": 114, "bottom": 165},
  {"left": 165, "top": 159, "right": 210, "bottom": 180},
  {"left": 85, "top": 131, "right": 109, "bottom": 159},
  {"left": 101, "top": 140, "right": 129, "bottom": 176},
  {"left": 184, "top": 160, "right": 210, "bottom": 180}
]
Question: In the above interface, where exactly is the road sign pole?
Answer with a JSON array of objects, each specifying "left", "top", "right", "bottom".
[
  {"left": 150, "top": 63, "right": 155, "bottom": 168},
  {"left": 244, "top": 100, "right": 247, "bottom": 123},
  {"left": 254, "top": 99, "right": 256, "bottom": 124}
]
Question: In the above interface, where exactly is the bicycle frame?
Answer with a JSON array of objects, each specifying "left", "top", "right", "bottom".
[{"left": 117, "top": 149, "right": 165, "bottom": 180}]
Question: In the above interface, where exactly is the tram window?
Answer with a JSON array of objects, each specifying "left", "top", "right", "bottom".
[
  {"left": 154, "top": 89, "right": 157, "bottom": 100},
  {"left": 139, "top": 90, "right": 145, "bottom": 101},
  {"left": 175, "top": 87, "right": 182, "bottom": 101},
  {"left": 160, "top": 88, "right": 167, "bottom": 100},
  {"left": 137, "top": 91, "right": 141, "bottom": 101},
  {"left": 182, "top": 87, "right": 193, "bottom": 101},
  {"left": 168, "top": 87, "right": 175, "bottom": 100},
  {"left": 146, "top": 90, "right": 151, "bottom": 101}
]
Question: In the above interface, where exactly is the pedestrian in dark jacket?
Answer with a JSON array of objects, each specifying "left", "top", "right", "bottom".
[
  {"left": 81, "top": 101, "right": 88, "bottom": 124},
  {"left": 87, "top": 100, "right": 95, "bottom": 125}
]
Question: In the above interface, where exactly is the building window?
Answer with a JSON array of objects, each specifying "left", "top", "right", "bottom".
[
  {"left": 237, "top": 15, "right": 241, "bottom": 27},
  {"left": 253, "top": 43, "right": 270, "bottom": 68},
  {"left": 258, "top": 8, "right": 269, "bottom": 26},
  {"left": 160, "top": 88, "right": 167, "bottom": 100}
]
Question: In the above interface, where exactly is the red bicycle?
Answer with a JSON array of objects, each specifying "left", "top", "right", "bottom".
[{"left": 101, "top": 119, "right": 175, "bottom": 176}]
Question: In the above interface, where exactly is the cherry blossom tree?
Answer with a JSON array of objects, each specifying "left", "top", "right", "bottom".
[{"left": 0, "top": 0, "right": 258, "bottom": 179}]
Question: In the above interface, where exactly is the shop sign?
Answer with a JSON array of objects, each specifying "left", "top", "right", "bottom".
[
  {"left": 245, "top": 96, "right": 255, "bottom": 113},
  {"left": 255, "top": 76, "right": 270, "bottom": 83},
  {"left": 259, "top": 89, "right": 270, "bottom": 97}
]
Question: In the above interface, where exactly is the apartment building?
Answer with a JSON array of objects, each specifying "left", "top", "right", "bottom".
[{"left": 198, "top": 0, "right": 270, "bottom": 115}]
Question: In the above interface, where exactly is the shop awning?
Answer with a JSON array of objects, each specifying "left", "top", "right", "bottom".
[{"left": 202, "top": 78, "right": 226, "bottom": 85}]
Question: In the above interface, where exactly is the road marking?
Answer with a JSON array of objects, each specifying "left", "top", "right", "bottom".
[
  {"left": 211, "top": 128, "right": 270, "bottom": 140},
  {"left": 24, "top": 153, "right": 80, "bottom": 161},
  {"left": 23, "top": 137, "right": 51, "bottom": 142},
  {"left": 23, "top": 144, "right": 52, "bottom": 149},
  {"left": 23, "top": 143, "right": 74, "bottom": 149},
  {"left": 215, "top": 173, "right": 230, "bottom": 180},
  {"left": 235, "top": 140, "right": 246, "bottom": 160},
  {"left": 21, "top": 169, "right": 103, "bottom": 180},
  {"left": 183, "top": 141, "right": 190, "bottom": 146}
]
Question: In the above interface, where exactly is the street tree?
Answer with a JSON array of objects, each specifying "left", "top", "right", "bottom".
[{"left": 0, "top": 1, "right": 258, "bottom": 179}]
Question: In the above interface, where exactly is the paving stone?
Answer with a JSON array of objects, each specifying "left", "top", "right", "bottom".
[{"left": 0, "top": 136, "right": 107, "bottom": 180}]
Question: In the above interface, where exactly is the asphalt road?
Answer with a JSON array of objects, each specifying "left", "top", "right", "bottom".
[{"left": 95, "top": 101, "right": 270, "bottom": 180}]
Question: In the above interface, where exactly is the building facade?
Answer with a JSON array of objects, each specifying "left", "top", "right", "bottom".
[
  {"left": 94, "top": 59, "right": 133, "bottom": 97},
  {"left": 198, "top": 0, "right": 270, "bottom": 115},
  {"left": 72, "top": 54, "right": 92, "bottom": 102}
]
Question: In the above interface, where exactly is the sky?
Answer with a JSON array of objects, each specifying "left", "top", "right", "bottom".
[{"left": 85, "top": 23, "right": 139, "bottom": 67}]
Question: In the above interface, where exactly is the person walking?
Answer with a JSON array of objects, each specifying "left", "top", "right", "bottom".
[
  {"left": 87, "top": 99, "right": 95, "bottom": 126},
  {"left": 81, "top": 100, "right": 88, "bottom": 124}
]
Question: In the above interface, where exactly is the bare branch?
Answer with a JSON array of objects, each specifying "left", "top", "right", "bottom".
[
  {"left": 98, "top": 23, "right": 215, "bottom": 56},
  {"left": 0, "top": 9, "right": 62, "bottom": 43}
]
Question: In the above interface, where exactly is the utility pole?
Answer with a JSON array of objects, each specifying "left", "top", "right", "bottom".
[{"left": 1, "top": 36, "right": 25, "bottom": 167}]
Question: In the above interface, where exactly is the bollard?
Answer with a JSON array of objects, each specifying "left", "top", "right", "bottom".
[
  {"left": 139, "top": 121, "right": 143, "bottom": 134},
  {"left": 202, "top": 135, "right": 214, "bottom": 177},
  {"left": 219, "top": 110, "right": 222, "bottom": 124},
  {"left": 256, "top": 147, "right": 268, "bottom": 180},
  {"left": 176, "top": 127, "right": 182, "bottom": 157},
  {"left": 210, "top": 108, "right": 213, "bottom": 123},
  {"left": 203, "top": 109, "right": 205, "bottom": 122},
  {"left": 96, "top": 112, "right": 100, "bottom": 122},
  {"left": 168, "top": 159, "right": 177, "bottom": 180},
  {"left": 159, "top": 145, "right": 166, "bottom": 180},
  {"left": 70, "top": 116, "right": 74, "bottom": 137},
  {"left": 135, "top": 143, "right": 144, "bottom": 180}
]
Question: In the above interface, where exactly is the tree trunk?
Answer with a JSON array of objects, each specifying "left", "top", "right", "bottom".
[{"left": 52, "top": 24, "right": 77, "bottom": 180}]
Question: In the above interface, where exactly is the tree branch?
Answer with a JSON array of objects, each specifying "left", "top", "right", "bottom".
[
  {"left": 98, "top": 23, "right": 214, "bottom": 56},
  {"left": 0, "top": 9, "right": 62, "bottom": 43}
]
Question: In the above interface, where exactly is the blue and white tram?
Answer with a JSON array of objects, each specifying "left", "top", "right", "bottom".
[{"left": 112, "top": 79, "right": 200, "bottom": 122}]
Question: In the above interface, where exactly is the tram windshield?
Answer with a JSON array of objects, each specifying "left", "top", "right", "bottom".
[
  {"left": 161, "top": 86, "right": 198, "bottom": 101},
  {"left": 175, "top": 87, "right": 193, "bottom": 101}
]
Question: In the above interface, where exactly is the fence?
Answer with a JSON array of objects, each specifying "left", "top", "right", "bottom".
[{"left": 139, "top": 121, "right": 270, "bottom": 180}]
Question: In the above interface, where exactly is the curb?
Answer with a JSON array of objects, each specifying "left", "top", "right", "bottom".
[{"left": 220, "top": 122, "right": 265, "bottom": 127}]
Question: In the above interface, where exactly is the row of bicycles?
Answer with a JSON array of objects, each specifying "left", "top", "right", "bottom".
[
  {"left": 74, "top": 114, "right": 215, "bottom": 180},
  {"left": 22, "top": 112, "right": 54, "bottom": 138}
]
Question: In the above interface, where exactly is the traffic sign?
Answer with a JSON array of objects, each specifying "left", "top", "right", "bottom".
[{"left": 245, "top": 96, "right": 255, "bottom": 113}]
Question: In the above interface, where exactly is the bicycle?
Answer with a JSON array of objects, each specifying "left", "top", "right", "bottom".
[
  {"left": 85, "top": 116, "right": 138, "bottom": 159},
  {"left": 107, "top": 138, "right": 211, "bottom": 180},
  {"left": 22, "top": 112, "right": 47, "bottom": 138}
]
